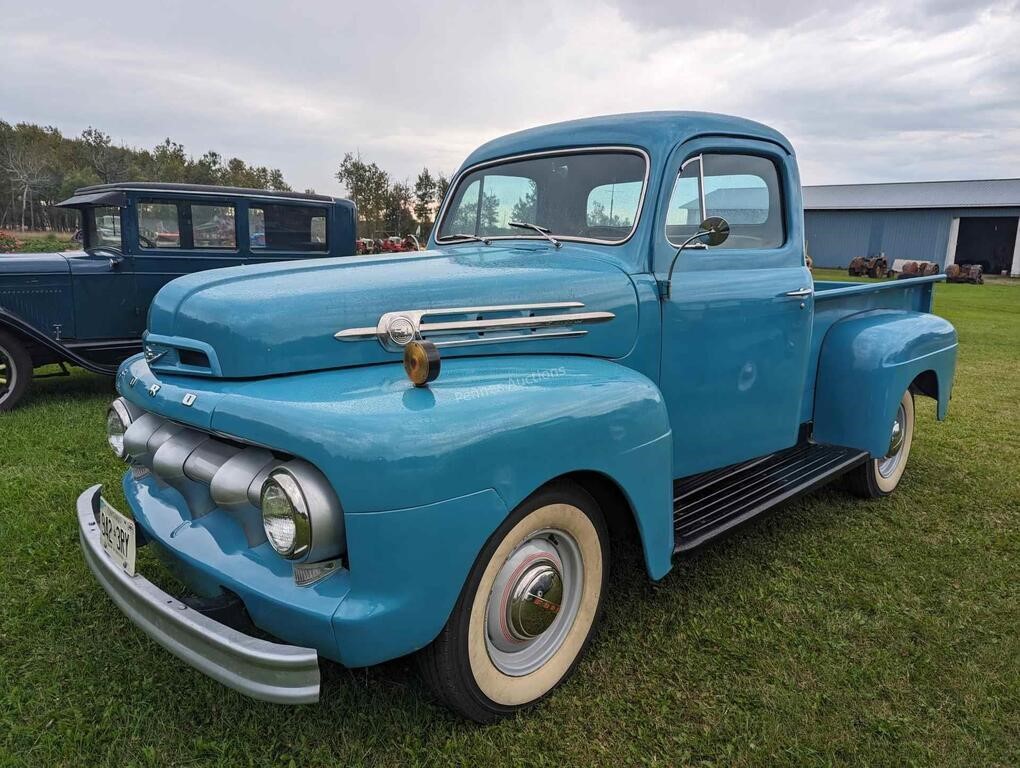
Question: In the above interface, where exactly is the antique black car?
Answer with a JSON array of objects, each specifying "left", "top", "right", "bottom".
[{"left": 0, "top": 183, "right": 356, "bottom": 410}]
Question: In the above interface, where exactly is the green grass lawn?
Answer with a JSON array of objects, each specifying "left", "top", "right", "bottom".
[{"left": 1, "top": 271, "right": 1017, "bottom": 767}]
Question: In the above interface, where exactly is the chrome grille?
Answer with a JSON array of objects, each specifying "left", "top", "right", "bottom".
[{"left": 124, "top": 411, "right": 280, "bottom": 546}]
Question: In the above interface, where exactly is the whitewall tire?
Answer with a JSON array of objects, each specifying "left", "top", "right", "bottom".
[
  {"left": 419, "top": 481, "right": 609, "bottom": 722},
  {"left": 846, "top": 390, "right": 915, "bottom": 498}
]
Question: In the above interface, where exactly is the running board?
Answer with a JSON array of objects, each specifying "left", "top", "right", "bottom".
[{"left": 673, "top": 443, "right": 868, "bottom": 553}]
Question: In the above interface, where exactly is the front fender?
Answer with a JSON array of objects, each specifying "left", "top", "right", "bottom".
[
  {"left": 813, "top": 310, "right": 957, "bottom": 457},
  {"left": 191, "top": 355, "right": 672, "bottom": 665},
  {"left": 208, "top": 355, "right": 675, "bottom": 577}
]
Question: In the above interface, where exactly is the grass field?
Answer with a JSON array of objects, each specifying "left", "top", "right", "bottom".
[{"left": 1, "top": 270, "right": 1017, "bottom": 767}]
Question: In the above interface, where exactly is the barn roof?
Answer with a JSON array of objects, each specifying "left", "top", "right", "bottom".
[{"left": 803, "top": 178, "right": 1020, "bottom": 210}]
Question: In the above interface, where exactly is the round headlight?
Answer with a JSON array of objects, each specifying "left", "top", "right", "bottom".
[
  {"left": 261, "top": 470, "right": 311, "bottom": 559},
  {"left": 106, "top": 398, "right": 134, "bottom": 459}
]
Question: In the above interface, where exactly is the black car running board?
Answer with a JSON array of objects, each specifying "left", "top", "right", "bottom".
[{"left": 673, "top": 443, "right": 868, "bottom": 553}]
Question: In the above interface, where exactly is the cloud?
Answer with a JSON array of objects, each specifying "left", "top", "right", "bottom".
[{"left": 1, "top": 0, "right": 1017, "bottom": 192}]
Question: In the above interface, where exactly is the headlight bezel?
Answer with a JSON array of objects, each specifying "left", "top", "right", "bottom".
[
  {"left": 259, "top": 461, "right": 344, "bottom": 564},
  {"left": 106, "top": 397, "right": 135, "bottom": 459}
]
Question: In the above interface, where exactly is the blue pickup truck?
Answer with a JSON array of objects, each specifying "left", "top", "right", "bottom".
[
  {"left": 0, "top": 183, "right": 356, "bottom": 410},
  {"left": 76, "top": 112, "right": 958, "bottom": 722}
]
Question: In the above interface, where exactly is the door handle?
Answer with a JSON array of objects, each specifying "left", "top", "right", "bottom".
[{"left": 782, "top": 287, "right": 813, "bottom": 298}]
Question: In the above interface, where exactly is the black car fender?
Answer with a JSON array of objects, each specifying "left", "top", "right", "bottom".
[{"left": 0, "top": 306, "right": 117, "bottom": 375}]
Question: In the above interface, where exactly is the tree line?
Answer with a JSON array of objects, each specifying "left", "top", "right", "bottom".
[
  {"left": 0, "top": 120, "right": 290, "bottom": 231},
  {"left": 335, "top": 153, "right": 451, "bottom": 242},
  {"left": 1, "top": 118, "right": 455, "bottom": 241}
]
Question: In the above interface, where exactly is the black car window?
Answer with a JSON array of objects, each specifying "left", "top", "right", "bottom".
[
  {"left": 138, "top": 201, "right": 182, "bottom": 249},
  {"left": 248, "top": 204, "right": 328, "bottom": 252},
  {"left": 192, "top": 204, "right": 237, "bottom": 249},
  {"left": 89, "top": 206, "right": 122, "bottom": 249}
]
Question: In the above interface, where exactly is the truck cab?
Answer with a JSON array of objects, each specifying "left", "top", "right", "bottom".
[
  {"left": 75, "top": 112, "right": 958, "bottom": 722},
  {"left": 0, "top": 183, "right": 356, "bottom": 410}
]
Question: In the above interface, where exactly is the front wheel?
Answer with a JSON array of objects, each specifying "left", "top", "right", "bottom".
[
  {"left": 846, "top": 390, "right": 915, "bottom": 498},
  {"left": 0, "top": 330, "right": 33, "bottom": 412},
  {"left": 419, "top": 481, "right": 609, "bottom": 722}
]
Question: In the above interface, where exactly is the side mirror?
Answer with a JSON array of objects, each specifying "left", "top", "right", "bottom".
[
  {"left": 660, "top": 216, "right": 731, "bottom": 300},
  {"left": 698, "top": 216, "right": 730, "bottom": 247}
]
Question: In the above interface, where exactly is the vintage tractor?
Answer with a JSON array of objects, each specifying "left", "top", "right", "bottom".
[
  {"left": 848, "top": 255, "right": 889, "bottom": 278},
  {"left": 945, "top": 263, "right": 984, "bottom": 284}
]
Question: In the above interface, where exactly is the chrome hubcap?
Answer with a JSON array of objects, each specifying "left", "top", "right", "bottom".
[
  {"left": 506, "top": 563, "right": 563, "bottom": 640},
  {"left": 878, "top": 404, "right": 906, "bottom": 478},
  {"left": 485, "top": 528, "right": 583, "bottom": 676}
]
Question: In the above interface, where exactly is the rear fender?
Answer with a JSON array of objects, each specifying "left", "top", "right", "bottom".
[{"left": 813, "top": 310, "right": 957, "bottom": 457}]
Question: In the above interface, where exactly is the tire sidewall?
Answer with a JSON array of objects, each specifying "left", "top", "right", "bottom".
[
  {"left": 449, "top": 483, "right": 609, "bottom": 717},
  {"left": 0, "top": 331, "right": 32, "bottom": 412},
  {"left": 870, "top": 390, "right": 915, "bottom": 495}
]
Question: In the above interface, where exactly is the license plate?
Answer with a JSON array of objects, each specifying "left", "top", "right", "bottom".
[{"left": 99, "top": 497, "right": 136, "bottom": 576}]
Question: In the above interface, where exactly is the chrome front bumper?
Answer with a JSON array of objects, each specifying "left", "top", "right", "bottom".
[{"left": 76, "top": 485, "right": 320, "bottom": 704}]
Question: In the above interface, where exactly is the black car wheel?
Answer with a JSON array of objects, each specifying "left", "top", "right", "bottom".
[{"left": 0, "top": 330, "right": 32, "bottom": 412}]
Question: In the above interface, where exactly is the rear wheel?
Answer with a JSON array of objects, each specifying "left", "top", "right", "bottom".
[
  {"left": 846, "top": 390, "right": 914, "bottom": 498},
  {"left": 0, "top": 330, "right": 32, "bottom": 412},
  {"left": 419, "top": 481, "right": 609, "bottom": 722}
]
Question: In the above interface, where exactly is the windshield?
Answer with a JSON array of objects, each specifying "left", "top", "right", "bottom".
[
  {"left": 437, "top": 149, "right": 647, "bottom": 245},
  {"left": 88, "top": 206, "right": 123, "bottom": 250}
]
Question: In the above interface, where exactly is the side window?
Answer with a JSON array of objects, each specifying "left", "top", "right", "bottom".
[
  {"left": 137, "top": 201, "right": 182, "bottom": 249},
  {"left": 248, "top": 204, "right": 328, "bottom": 252},
  {"left": 586, "top": 181, "right": 642, "bottom": 233},
  {"left": 666, "top": 154, "right": 784, "bottom": 249},
  {"left": 192, "top": 204, "right": 237, "bottom": 249}
]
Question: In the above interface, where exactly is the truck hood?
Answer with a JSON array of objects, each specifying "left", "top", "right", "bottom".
[
  {"left": 145, "top": 245, "right": 641, "bottom": 379},
  {"left": 0, "top": 251, "right": 72, "bottom": 274}
]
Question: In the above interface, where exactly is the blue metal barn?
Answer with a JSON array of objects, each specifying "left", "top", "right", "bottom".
[{"left": 803, "top": 179, "right": 1020, "bottom": 277}]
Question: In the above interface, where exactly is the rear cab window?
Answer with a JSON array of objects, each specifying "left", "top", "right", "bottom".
[
  {"left": 666, "top": 154, "right": 784, "bottom": 250},
  {"left": 248, "top": 204, "right": 328, "bottom": 252}
]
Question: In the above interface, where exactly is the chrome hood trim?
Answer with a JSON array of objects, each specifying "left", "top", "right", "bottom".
[{"left": 335, "top": 301, "right": 615, "bottom": 352}]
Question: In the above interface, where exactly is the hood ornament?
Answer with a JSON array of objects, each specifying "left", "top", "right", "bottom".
[
  {"left": 386, "top": 316, "right": 416, "bottom": 346},
  {"left": 335, "top": 302, "right": 614, "bottom": 352}
]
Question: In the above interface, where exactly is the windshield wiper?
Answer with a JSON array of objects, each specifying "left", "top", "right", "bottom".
[
  {"left": 448, "top": 233, "right": 491, "bottom": 245},
  {"left": 508, "top": 221, "right": 561, "bottom": 248}
]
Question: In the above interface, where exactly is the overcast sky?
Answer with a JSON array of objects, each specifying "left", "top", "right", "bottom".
[{"left": 2, "top": 0, "right": 1017, "bottom": 194}]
